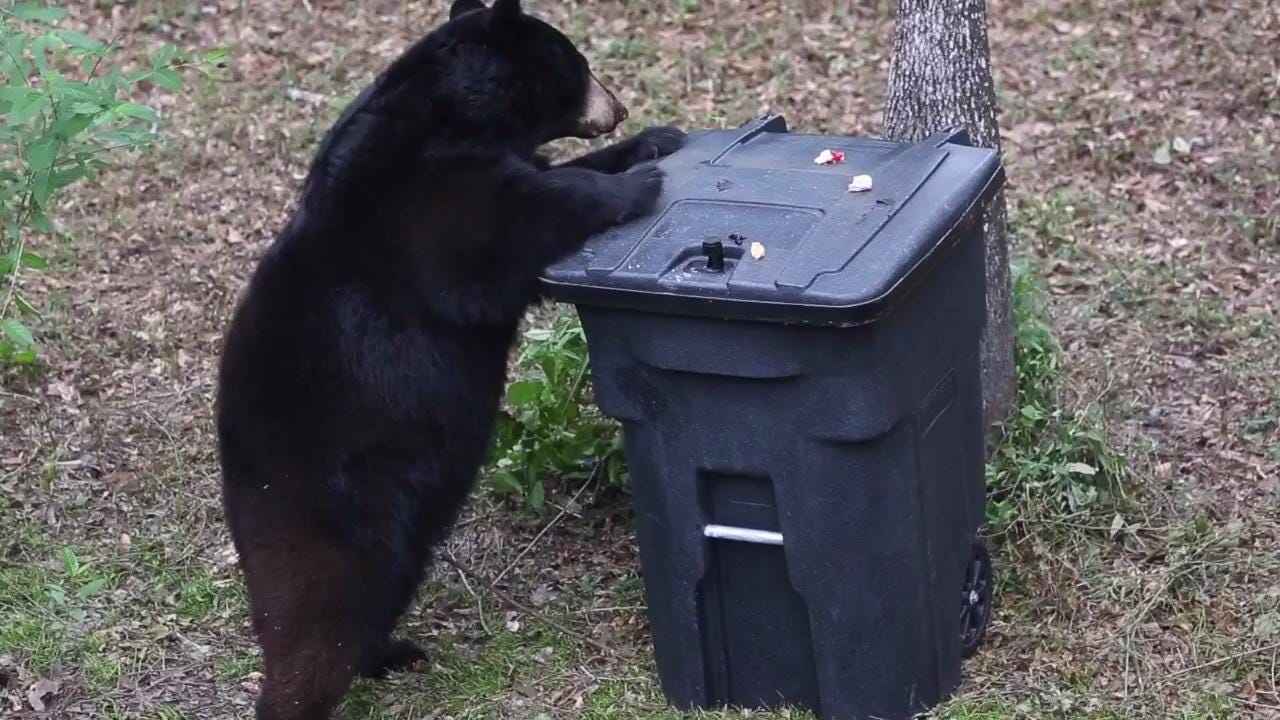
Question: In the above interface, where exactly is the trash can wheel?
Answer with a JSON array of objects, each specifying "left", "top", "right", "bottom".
[{"left": 959, "top": 537, "right": 993, "bottom": 659}]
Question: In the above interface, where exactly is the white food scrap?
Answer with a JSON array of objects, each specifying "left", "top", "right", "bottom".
[
  {"left": 749, "top": 241, "right": 766, "bottom": 260},
  {"left": 847, "top": 174, "right": 873, "bottom": 192},
  {"left": 813, "top": 149, "right": 845, "bottom": 165}
]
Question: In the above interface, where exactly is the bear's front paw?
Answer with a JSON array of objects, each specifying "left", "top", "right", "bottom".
[
  {"left": 616, "top": 164, "right": 665, "bottom": 224},
  {"left": 629, "top": 126, "right": 687, "bottom": 164}
]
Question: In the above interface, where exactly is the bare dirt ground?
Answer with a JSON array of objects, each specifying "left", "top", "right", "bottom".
[{"left": 1, "top": 0, "right": 1277, "bottom": 718}]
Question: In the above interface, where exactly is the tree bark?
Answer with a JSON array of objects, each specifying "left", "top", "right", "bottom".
[{"left": 883, "top": 0, "right": 1014, "bottom": 438}]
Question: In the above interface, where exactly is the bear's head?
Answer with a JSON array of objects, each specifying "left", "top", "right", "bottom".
[
  {"left": 373, "top": 0, "right": 629, "bottom": 151},
  {"left": 444, "top": 0, "right": 627, "bottom": 142},
  {"left": 306, "top": 0, "right": 629, "bottom": 191}
]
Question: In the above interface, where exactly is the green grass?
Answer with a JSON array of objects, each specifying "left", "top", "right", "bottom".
[
  {"left": 338, "top": 627, "right": 634, "bottom": 719},
  {"left": 217, "top": 654, "right": 260, "bottom": 681},
  {"left": 0, "top": 510, "right": 819, "bottom": 719},
  {"left": 146, "top": 707, "right": 194, "bottom": 720},
  {"left": 935, "top": 698, "right": 1018, "bottom": 720},
  {"left": 0, "top": 524, "right": 249, "bottom": 711},
  {"left": 80, "top": 634, "right": 126, "bottom": 693},
  {"left": 984, "top": 262, "right": 1129, "bottom": 533},
  {"left": 1008, "top": 189, "right": 1100, "bottom": 258},
  {"left": 0, "top": 545, "right": 116, "bottom": 672}
]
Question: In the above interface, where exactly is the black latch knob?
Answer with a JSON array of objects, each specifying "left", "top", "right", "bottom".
[{"left": 702, "top": 240, "right": 725, "bottom": 272}]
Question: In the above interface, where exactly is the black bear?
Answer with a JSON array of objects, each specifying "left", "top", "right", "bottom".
[{"left": 215, "top": 1, "right": 684, "bottom": 717}]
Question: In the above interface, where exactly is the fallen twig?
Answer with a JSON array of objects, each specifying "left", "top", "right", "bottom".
[
  {"left": 440, "top": 555, "right": 616, "bottom": 658},
  {"left": 1163, "top": 641, "right": 1280, "bottom": 681},
  {"left": 492, "top": 473, "right": 596, "bottom": 586}
]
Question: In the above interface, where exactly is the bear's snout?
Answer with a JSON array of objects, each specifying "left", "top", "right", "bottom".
[{"left": 575, "top": 72, "right": 628, "bottom": 139}]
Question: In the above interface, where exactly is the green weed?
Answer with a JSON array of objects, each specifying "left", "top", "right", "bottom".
[
  {"left": 488, "top": 309, "right": 625, "bottom": 509},
  {"left": 985, "top": 263, "right": 1128, "bottom": 532},
  {"left": 0, "top": 546, "right": 113, "bottom": 673}
]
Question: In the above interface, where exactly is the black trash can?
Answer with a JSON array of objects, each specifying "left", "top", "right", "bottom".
[{"left": 541, "top": 115, "right": 1005, "bottom": 720}]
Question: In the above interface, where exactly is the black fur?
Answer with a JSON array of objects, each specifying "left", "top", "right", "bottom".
[{"left": 215, "top": 3, "right": 684, "bottom": 719}]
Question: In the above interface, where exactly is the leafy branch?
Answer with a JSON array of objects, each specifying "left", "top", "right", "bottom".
[{"left": 0, "top": 2, "right": 228, "bottom": 364}]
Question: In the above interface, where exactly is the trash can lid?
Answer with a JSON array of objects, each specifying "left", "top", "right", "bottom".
[{"left": 540, "top": 115, "right": 1006, "bottom": 327}]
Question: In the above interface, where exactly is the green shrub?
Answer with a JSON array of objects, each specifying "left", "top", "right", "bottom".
[
  {"left": 490, "top": 267, "right": 1128, "bottom": 526},
  {"left": 0, "top": 3, "right": 222, "bottom": 363},
  {"left": 985, "top": 262, "right": 1128, "bottom": 532},
  {"left": 488, "top": 310, "right": 625, "bottom": 509}
]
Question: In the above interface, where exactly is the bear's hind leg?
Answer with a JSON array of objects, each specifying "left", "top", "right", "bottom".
[
  {"left": 357, "top": 638, "right": 427, "bottom": 679},
  {"left": 243, "top": 534, "right": 377, "bottom": 720},
  {"left": 256, "top": 638, "right": 360, "bottom": 720}
]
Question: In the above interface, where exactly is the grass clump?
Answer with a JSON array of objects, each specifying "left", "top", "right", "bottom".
[
  {"left": 985, "top": 262, "right": 1128, "bottom": 533},
  {"left": 0, "top": 545, "right": 115, "bottom": 676}
]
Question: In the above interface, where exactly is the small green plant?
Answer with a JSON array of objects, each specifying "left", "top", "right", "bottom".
[
  {"left": 488, "top": 310, "right": 625, "bottom": 509},
  {"left": 41, "top": 547, "right": 109, "bottom": 623},
  {"left": 0, "top": 3, "right": 223, "bottom": 363},
  {"left": 218, "top": 655, "right": 261, "bottom": 681},
  {"left": 985, "top": 262, "right": 1128, "bottom": 532}
]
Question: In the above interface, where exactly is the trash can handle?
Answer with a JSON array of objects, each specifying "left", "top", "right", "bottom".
[
  {"left": 703, "top": 524, "right": 784, "bottom": 546},
  {"left": 925, "top": 125, "right": 972, "bottom": 148},
  {"left": 709, "top": 115, "right": 789, "bottom": 164}
]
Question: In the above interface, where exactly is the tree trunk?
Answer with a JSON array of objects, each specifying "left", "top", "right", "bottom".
[{"left": 883, "top": 0, "right": 1014, "bottom": 439}]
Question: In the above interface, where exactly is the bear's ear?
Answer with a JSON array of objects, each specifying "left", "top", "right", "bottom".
[
  {"left": 449, "top": 0, "right": 485, "bottom": 19},
  {"left": 490, "top": 0, "right": 521, "bottom": 21}
]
